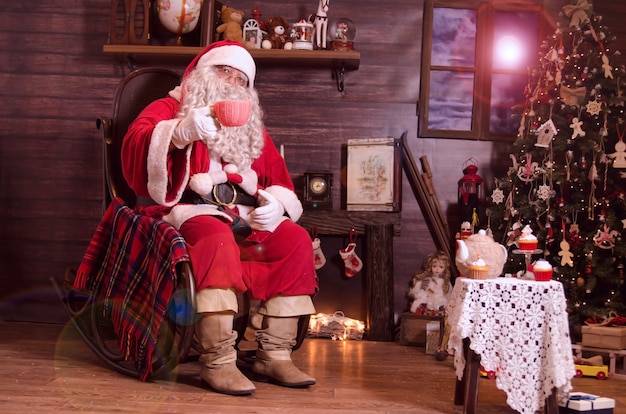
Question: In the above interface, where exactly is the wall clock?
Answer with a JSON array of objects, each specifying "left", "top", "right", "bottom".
[{"left": 303, "top": 171, "right": 333, "bottom": 210}]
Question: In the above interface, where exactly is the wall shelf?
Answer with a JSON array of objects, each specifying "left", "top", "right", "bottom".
[{"left": 102, "top": 45, "right": 360, "bottom": 70}]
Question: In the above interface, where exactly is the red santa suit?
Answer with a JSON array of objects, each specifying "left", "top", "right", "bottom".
[{"left": 120, "top": 41, "right": 317, "bottom": 315}]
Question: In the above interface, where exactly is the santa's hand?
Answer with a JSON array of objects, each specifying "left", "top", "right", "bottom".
[
  {"left": 249, "top": 189, "right": 285, "bottom": 231},
  {"left": 172, "top": 107, "right": 218, "bottom": 149}
]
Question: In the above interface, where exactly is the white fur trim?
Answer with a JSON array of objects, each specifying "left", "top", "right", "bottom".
[
  {"left": 196, "top": 44, "right": 256, "bottom": 87},
  {"left": 188, "top": 170, "right": 228, "bottom": 195},
  {"left": 264, "top": 185, "right": 303, "bottom": 222},
  {"left": 188, "top": 173, "right": 214, "bottom": 195},
  {"left": 162, "top": 204, "right": 231, "bottom": 230},
  {"left": 224, "top": 163, "right": 238, "bottom": 174},
  {"left": 168, "top": 85, "right": 182, "bottom": 101},
  {"left": 147, "top": 119, "right": 191, "bottom": 207},
  {"left": 238, "top": 168, "right": 259, "bottom": 195}
]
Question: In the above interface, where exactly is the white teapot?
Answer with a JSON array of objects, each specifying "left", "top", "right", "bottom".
[{"left": 456, "top": 229, "right": 508, "bottom": 279}]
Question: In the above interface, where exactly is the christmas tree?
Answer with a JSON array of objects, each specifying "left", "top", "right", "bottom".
[{"left": 486, "top": 1, "right": 626, "bottom": 340}]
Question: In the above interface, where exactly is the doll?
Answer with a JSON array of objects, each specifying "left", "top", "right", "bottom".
[{"left": 408, "top": 251, "right": 452, "bottom": 313}]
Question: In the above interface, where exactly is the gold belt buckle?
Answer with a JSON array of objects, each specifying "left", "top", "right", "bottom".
[{"left": 212, "top": 182, "right": 237, "bottom": 207}]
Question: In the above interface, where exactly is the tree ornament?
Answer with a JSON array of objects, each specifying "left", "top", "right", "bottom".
[
  {"left": 562, "top": 0, "right": 591, "bottom": 29},
  {"left": 558, "top": 239, "right": 575, "bottom": 267},
  {"left": 608, "top": 123, "right": 626, "bottom": 168},
  {"left": 569, "top": 117, "right": 586, "bottom": 139},
  {"left": 585, "top": 98, "right": 602, "bottom": 116},
  {"left": 560, "top": 85, "right": 587, "bottom": 107},
  {"left": 593, "top": 224, "right": 618, "bottom": 250},
  {"left": 490, "top": 188, "right": 505, "bottom": 205},
  {"left": 569, "top": 218, "right": 582, "bottom": 249},
  {"left": 536, "top": 184, "right": 552, "bottom": 201},
  {"left": 535, "top": 119, "right": 557, "bottom": 147},
  {"left": 517, "top": 154, "right": 544, "bottom": 183},
  {"left": 581, "top": 68, "right": 591, "bottom": 84},
  {"left": 577, "top": 276, "right": 586, "bottom": 287},
  {"left": 601, "top": 54, "right": 614, "bottom": 79}
]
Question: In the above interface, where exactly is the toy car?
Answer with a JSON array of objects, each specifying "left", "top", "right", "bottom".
[{"left": 574, "top": 364, "right": 609, "bottom": 380}]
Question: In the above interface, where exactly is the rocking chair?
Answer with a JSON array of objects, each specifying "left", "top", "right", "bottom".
[{"left": 52, "top": 67, "right": 308, "bottom": 382}]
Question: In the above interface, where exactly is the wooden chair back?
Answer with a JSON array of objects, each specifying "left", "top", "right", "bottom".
[{"left": 97, "top": 68, "right": 181, "bottom": 208}]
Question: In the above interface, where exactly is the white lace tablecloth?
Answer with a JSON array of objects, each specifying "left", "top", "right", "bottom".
[{"left": 447, "top": 277, "right": 575, "bottom": 414}]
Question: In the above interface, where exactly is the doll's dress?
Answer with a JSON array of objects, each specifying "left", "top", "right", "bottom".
[{"left": 409, "top": 276, "right": 450, "bottom": 313}]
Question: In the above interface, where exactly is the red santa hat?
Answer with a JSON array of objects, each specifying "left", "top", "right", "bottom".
[{"left": 184, "top": 40, "right": 256, "bottom": 87}]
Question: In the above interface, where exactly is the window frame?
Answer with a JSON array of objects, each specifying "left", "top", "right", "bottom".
[{"left": 418, "top": 0, "right": 550, "bottom": 141}]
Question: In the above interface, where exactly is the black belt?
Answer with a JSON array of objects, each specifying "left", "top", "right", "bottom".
[
  {"left": 181, "top": 183, "right": 257, "bottom": 207},
  {"left": 136, "top": 183, "right": 257, "bottom": 207}
]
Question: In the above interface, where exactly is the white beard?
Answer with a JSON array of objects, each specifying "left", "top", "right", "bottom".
[{"left": 179, "top": 68, "right": 265, "bottom": 171}]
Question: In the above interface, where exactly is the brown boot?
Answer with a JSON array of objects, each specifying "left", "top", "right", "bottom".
[
  {"left": 196, "top": 312, "right": 256, "bottom": 396},
  {"left": 253, "top": 315, "right": 315, "bottom": 387}
]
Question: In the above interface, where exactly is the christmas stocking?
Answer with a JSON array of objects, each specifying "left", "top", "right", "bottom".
[
  {"left": 339, "top": 230, "right": 363, "bottom": 277},
  {"left": 312, "top": 237, "right": 326, "bottom": 270}
]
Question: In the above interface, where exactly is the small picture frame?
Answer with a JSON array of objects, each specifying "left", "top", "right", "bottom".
[
  {"left": 346, "top": 137, "right": 402, "bottom": 212},
  {"left": 242, "top": 18, "right": 265, "bottom": 49}
]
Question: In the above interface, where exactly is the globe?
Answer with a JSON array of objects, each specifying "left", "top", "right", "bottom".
[{"left": 156, "top": 0, "right": 202, "bottom": 44}]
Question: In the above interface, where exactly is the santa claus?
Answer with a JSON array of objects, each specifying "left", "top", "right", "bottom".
[{"left": 121, "top": 40, "right": 318, "bottom": 396}]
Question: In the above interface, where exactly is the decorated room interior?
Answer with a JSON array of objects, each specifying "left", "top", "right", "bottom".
[{"left": 1, "top": 0, "right": 626, "bottom": 412}]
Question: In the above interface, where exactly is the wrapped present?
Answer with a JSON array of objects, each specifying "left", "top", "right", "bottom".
[
  {"left": 425, "top": 321, "right": 440, "bottom": 355},
  {"left": 582, "top": 325, "right": 626, "bottom": 349},
  {"left": 559, "top": 392, "right": 615, "bottom": 413}
]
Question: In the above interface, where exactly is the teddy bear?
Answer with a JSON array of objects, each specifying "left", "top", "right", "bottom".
[
  {"left": 261, "top": 16, "right": 292, "bottom": 50},
  {"left": 215, "top": 5, "right": 245, "bottom": 45}
]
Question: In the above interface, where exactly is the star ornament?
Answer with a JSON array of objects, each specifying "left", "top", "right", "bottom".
[
  {"left": 536, "top": 184, "right": 552, "bottom": 201},
  {"left": 491, "top": 188, "right": 505, "bottom": 204},
  {"left": 586, "top": 98, "right": 603, "bottom": 116}
]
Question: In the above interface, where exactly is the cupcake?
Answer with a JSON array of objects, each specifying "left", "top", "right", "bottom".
[
  {"left": 532, "top": 259, "right": 553, "bottom": 281},
  {"left": 516, "top": 224, "right": 538, "bottom": 252},
  {"left": 468, "top": 255, "right": 489, "bottom": 280}
]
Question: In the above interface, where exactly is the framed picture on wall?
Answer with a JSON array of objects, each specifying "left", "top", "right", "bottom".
[{"left": 346, "top": 137, "right": 402, "bottom": 212}]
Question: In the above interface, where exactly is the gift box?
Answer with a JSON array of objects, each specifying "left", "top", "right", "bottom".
[
  {"left": 582, "top": 325, "right": 626, "bottom": 349},
  {"left": 559, "top": 392, "right": 614, "bottom": 413},
  {"left": 425, "top": 321, "right": 440, "bottom": 355}
]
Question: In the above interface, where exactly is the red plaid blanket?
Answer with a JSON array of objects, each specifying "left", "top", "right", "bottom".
[{"left": 74, "top": 198, "right": 189, "bottom": 380}]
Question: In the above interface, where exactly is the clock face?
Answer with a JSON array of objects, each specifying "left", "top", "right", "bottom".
[
  {"left": 303, "top": 171, "right": 332, "bottom": 210},
  {"left": 310, "top": 177, "right": 327, "bottom": 195}
]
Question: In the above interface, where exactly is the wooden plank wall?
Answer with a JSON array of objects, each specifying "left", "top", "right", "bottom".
[{"left": 0, "top": 0, "right": 624, "bottom": 323}]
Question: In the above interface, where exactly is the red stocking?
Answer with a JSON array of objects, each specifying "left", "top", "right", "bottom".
[{"left": 339, "top": 229, "right": 362, "bottom": 278}]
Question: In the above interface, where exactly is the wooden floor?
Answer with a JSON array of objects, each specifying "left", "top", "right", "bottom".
[{"left": 1, "top": 320, "right": 625, "bottom": 413}]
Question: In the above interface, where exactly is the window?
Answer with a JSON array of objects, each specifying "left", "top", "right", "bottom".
[{"left": 419, "top": 0, "right": 549, "bottom": 141}]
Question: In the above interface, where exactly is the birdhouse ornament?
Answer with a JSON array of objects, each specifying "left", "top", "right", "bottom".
[{"left": 535, "top": 119, "right": 557, "bottom": 147}]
